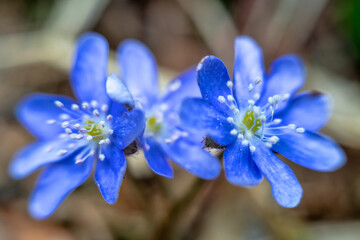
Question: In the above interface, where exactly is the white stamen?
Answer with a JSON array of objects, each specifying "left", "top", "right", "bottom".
[
  {"left": 248, "top": 99, "right": 255, "bottom": 105},
  {"left": 86, "top": 136, "right": 93, "bottom": 141},
  {"left": 265, "top": 142, "right": 272, "bottom": 148},
  {"left": 99, "top": 154, "right": 105, "bottom": 161},
  {"left": 296, "top": 127, "right": 305, "bottom": 133},
  {"left": 241, "top": 139, "right": 249, "bottom": 146},
  {"left": 218, "top": 96, "right": 226, "bottom": 103},
  {"left": 108, "top": 129, "right": 114, "bottom": 135},
  {"left": 237, "top": 133, "right": 244, "bottom": 139},
  {"left": 250, "top": 145, "right": 256, "bottom": 152},
  {"left": 54, "top": 100, "right": 64, "bottom": 108},
  {"left": 273, "top": 118, "right": 282, "bottom": 124},
  {"left": 101, "top": 104, "right": 109, "bottom": 112},
  {"left": 46, "top": 119, "right": 56, "bottom": 125},
  {"left": 99, "top": 140, "right": 106, "bottom": 145},
  {"left": 268, "top": 97, "right": 274, "bottom": 104},
  {"left": 105, "top": 138, "right": 111, "bottom": 144},
  {"left": 59, "top": 113, "right": 70, "bottom": 120},
  {"left": 226, "top": 81, "right": 233, "bottom": 88},
  {"left": 230, "top": 129, "right": 238, "bottom": 135},
  {"left": 253, "top": 93, "right": 260, "bottom": 101},
  {"left": 79, "top": 128, "right": 87, "bottom": 133},
  {"left": 273, "top": 95, "right": 280, "bottom": 103},
  {"left": 227, "top": 117, "right": 234, "bottom": 123},
  {"left": 227, "top": 95, "right": 235, "bottom": 102},
  {"left": 253, "top": 106, "right": 261, "bottom": 117},
  {"left": 71, "top": 104, "right": 80, "bottom": 111},
  {"left": 248, "top": 83, "right": 254, "bottom": 91},
  {"left": 99, "top": 121, "right": 105, "bottom": 127},
  {"left": 107, "top": 115, "right": 113, "bottom": 121},
  {"left": 260, "top": 115, "right": 266, "bottom": 123},
  {"left": 91, "top": 100, "right": 98, "bottom": 108},
  {"left": 73, "top": 123, "right": 81, "bottom": 129},
  {"left": 61, "top": 121, "right": 69, "bottom": 128},
  {"left": 288, "top": 124, "right": 296, "bottom": 130},
  {"left": 269, "top": 136, "right": 279, "bottom": 144},
  {"left": 93, "top": 109, "right": 100, "bottom": 117},
  {"left": 82, "top": 102, "right": 89, "bottom": 110},
  {"left": 283, "top": 93, "right": 290, "bottom": 101},
  {"left": 65, "top": 128, "right": 72, "bottom": 134},
  {"left": 57, "top": 149, "right": 68, "bottom": 156},
  {"left": 255, "top": 77, "right": 262, "bottom": 84}
]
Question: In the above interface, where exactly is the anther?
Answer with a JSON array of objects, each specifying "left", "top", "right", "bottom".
[
  {"left": 296, "top": 127, "right": 305, "bottom": 133},
  {"left": 218, "top": 96, "right": 226, "bottom": 103},
  {"left": 71, "top": 104, "right": 80, "bottom": 111},
  {"left": 230, "top": 129, "right": 238, "bottom": 135},
  {"left": 249, "top": 145, "right": 256, "bottom": 152},
  {"left": 253, "top": 93, "right": 260, "bottom": 101},
  {"left": 99, "top": 140, "right": 106, "bottom": 145},
  {"left": 91, "top": 100, "right": 98, "bottom": 108},
  {"left": 226, "top": 81, "right": 233, "bottom": 88},
  {"left": 255, "top": 77, "right": 262, "bottom": 84},
  {"left": 106, "top": 115, "right": 113, "bottom": 121},
  {"left": 269, "top": 136, "right": 279, "bottom": 144},
  {"left": 86, "top": 136, "right": 93, "bottom": 141},
  {"left": 237, "top": 133, "right": 244, "bottom": 139},
  {"left": 227, "top": 95, "right": 235, "bottom": 102},
  {"left": 105, "top": 138, "right": 111, "bottom": 144},
  {"left": 241, "top": 139, "right": 249, "bottom": 146},
  {"left": 108, "top": 129, "right": 114, "bottom": 135},
  {"left": 93, "top": 109, "right": 100, "bottom": 117},
  {"left": 282, "top": 93, "right": 290, "bottom": 101},
  {"left": 288, "top": 124, "right": 296, "bottom": 130},
  {"left": 65, "top": 128, "right": 72, "bottom": 134},
  {"left": 99, "top": 154, "right": 105, "bottom": 161},
  {"left": 248, "top": 83, "right": 254, "bottom": 91},
  {"left": 46, "top": 119, "right": 56, "bottom": 125},
  {"left": 79, "top": 128, "right": 87, "bottom": 133},
  {"left": 54, "top": 100, "right": 64, "bottom": 108},
  {"left": 268, "top": 97, "right": 274, "bottom": 104},
  {"left": 61, "top": 121, "right": 69, "bottom": 128},
  {"left": 265, "top": 142, "right": 272, "bottom": 148},
  {"left": 99, "top": 121, "right": 105, "bottom": 127},
  {"left": 273, "top": 118, "right": 282, "bottom": 124},
  {"left": 73, "top": 123, "right": 81, "bottom": 129},
  {"left": 82, "top": 102, "right": 89, "bottom": 110},
  {"left": 227, "top": 117, "right": 234, "bottom": 123},
  {"left": 273, "top": 95, "right": 280, "bottom": 103},
  {"left": 57, "top": 149, "right": 68, "bottom": 156},
  {"left": 260, "top": 115, "right": 266, "bottom": 123},
  {"left": 101, "top": 104, "right": 108, "bottom": 112},
  {"left": 248, "top": 99, "right": 255, "bottom": 105}
]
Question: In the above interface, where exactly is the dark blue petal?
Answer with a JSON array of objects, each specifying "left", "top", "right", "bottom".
[
  {"left": 143, "top": 137, "right": 173, "bottom": 178},
  {"left": 111, "top": 103, "right": 146, "bottom": 149},
  {"left": 197, "top": 56, "right": 234, "bottom": 115},
  {"left": 71, "top": 32, "right": 109, "bottom": 105},
  {"left": 223, "top": 140, "right": 263, "bottom": 187},
  {"left": 94, "top": 144, "right": 126, "bottom": 204},
  {"left": 233, "top": 36, "right": 265, "bottom": 109},
  {"left": 117, "top": 39, "right": 158, "bottom": 110},
  {"left": 275, "top": 91, "right": 331, "bottom": 131},
  {"left": 160, "top": 136, "right": 221, "bottom": 180},
  {"left": 29, "top": 153, "right": 94, "bottom": 219},
  {"left": 257, "top": 55, "right": 305, "bottom": 112},
  {"left": 9, "top": 139, "right": 85, "bottom": 179},
  {"left": 251, "top": 141, "right": 302, "bottom": 208},
  {"left": 180, "top": 98, "right": 236, "bottom": 146},
  {"left": 16, "top": 93, "right": 78, "bottom": 140},
  {"left": 271, "top": 131, "right": 346, "bottom": 172},
  {"left": 160, "top": 67, "right": 200, "bottom": 110},
  {"left": 106, "top": 73, "right": 134, "bottom": 108}
]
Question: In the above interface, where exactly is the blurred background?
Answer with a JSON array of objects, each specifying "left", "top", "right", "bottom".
[{"left": 0, "top": 0, "right": 360, "bottom": 239}]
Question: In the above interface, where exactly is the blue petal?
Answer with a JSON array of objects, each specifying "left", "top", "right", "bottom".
[
  {"left": 223, "top": 140, "right": 263, "bottom": 187},
  {"left": 29, "top": 153, "right": 94, "bottom": 219},
  {"left": 275, "top": 91, "right": 331, "bottom": 131},
  {"left": 71, "top": 32, "right": 109, "bottom": 105},
  {"left": 160, "top": 135, "right": 221, "bottom": 180},
  {"left": 111, "top": 104, "right": 146, "bottom": 149},
  {"left": 197, "top": 56, "right": 234, "bottom": 115},
  {"left": 117, "top": 39, "right": 158, "bottom": 110},
  {"left": 233, "top": 36, "right": 265, "bottom": 109},
  {"left": 143, "top": 137, "right": 173, "bottom": 178},
  {"left": 257, "top": 55, "right": 305, "bottom": 112},
  {"left": 251, "top": 141, "right": 302, "bottom": 208},
  {"left": 9, "top": 139, "right": 85, "bottom": 179},
  {"left": 106, "top": 73, "right": 134, "bottom": 108},
  {"left": 180, "top": 98, "right": 236, "bottom": 146},
  {"left": 271, "top": 131, "right": 346, "bottom": 172},
  {"left": 160, "top": 67, "right": 200, "bottom": 110},
  {"left": 16, "top": 93, "right": 78, "bottom": 140},
  {"left": 94, "top": 144, "right": 126, "bottom": 204}
]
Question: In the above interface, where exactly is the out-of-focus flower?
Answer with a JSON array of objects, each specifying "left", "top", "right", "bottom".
[
  {"left": 180, "top": 36, "right": 346, "bottom": 207},
  {"left": 9, "top": 33, "right": 145, "bottom": 219},
  {"left": 109, "top": 40, "right": 221, "bottom": 179}
]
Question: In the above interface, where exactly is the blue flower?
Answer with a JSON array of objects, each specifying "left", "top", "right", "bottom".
[
  {"left": 180, "top": 36, "right": 346, "bottom": 207},
  {"left": 107, "top": 39, "right": 221, "bottom": 179},
  {"left": 9, "top": 33, "right": 145, "bottom": 219}
]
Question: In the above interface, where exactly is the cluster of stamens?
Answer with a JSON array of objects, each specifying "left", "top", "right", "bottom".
[
  {"left": 217, "top": 77, "right": 305, "bottom": 153},
  {"left": 46, "top": 100, "right": 114, "bottom": 164}
]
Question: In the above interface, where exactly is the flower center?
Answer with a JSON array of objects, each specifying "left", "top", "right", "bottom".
[
  {"left": 241, "top": 110, "right": 262, "bottom": 134},
  {"left": 146, "top": 116, "right": 162, "bottom": 134},
  {"left": 84, "top": 119, "right": 106, "bottom": 141}
]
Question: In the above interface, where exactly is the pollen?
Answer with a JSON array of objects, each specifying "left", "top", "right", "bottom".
[
  {"left": 84, "top": 119, "right": 105, "bottom": 141},
  {"left": 146, "top": 116, "right": 162, "bottom": 134},
  {"left": 241, "top": 110, "right": 262, "bottom": 134}
]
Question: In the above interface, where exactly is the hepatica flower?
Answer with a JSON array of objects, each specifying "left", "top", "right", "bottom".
[
  {"left": 108, "top": 40, "right": 220, "bottom": 179},
  {"left": 180, "top": 36, "right": 346, "bottom": 207},
  {"left": 9, "top": 33, "right": 145, "bottom": 219}
]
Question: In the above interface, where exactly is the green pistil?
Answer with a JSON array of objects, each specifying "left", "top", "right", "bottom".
[
  {"left": 147, "top": 116, "right": 162, "bottom": 134},
  {"left": 242, "top": 110, "right": 262, "bottom": 134},
  {"left": 84, "top": 119, "right": 105, "bottom": 141}
]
